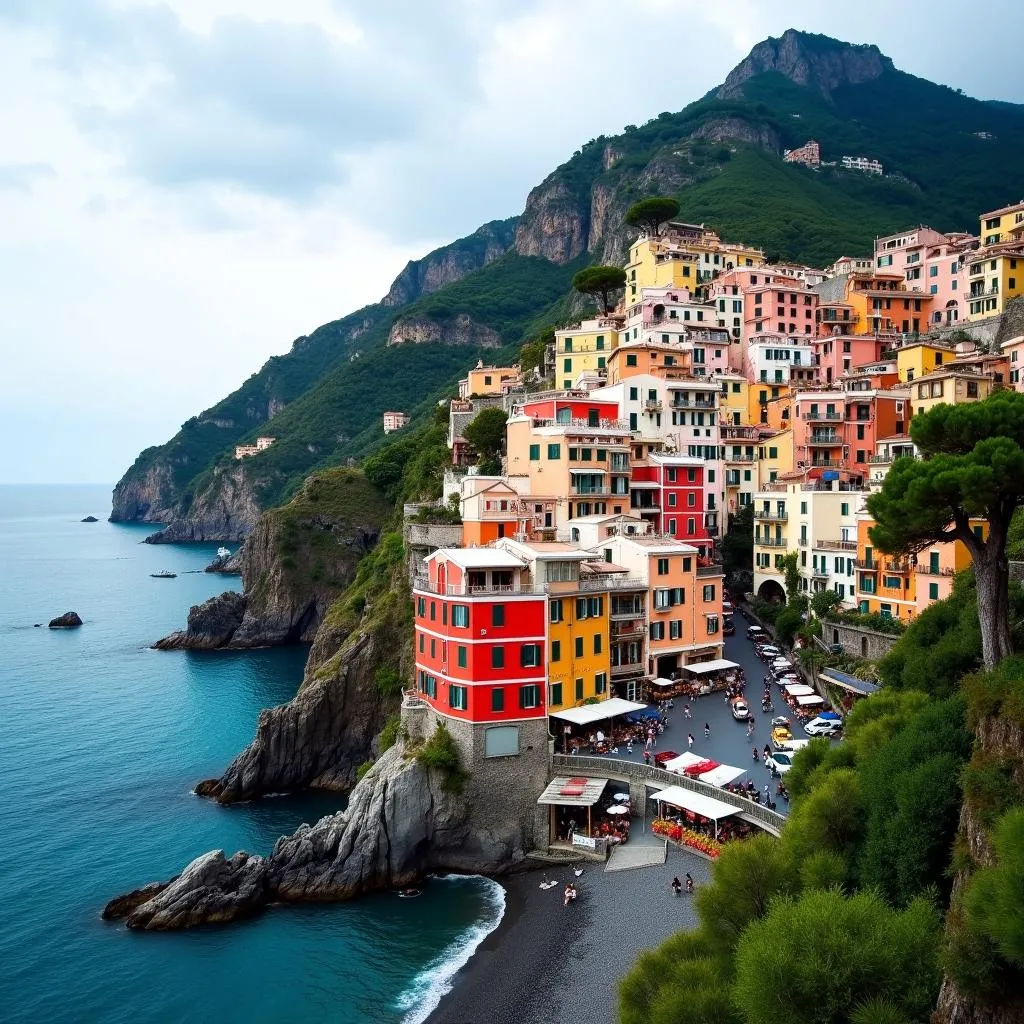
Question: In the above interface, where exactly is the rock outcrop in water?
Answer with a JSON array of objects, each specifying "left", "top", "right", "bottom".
[
  {"left": 153, "top": 592, "right": 247, "bottom": 650},
  {"left": 81, "top": 516, "right": 98, "bottom": 523},
  {"left": 48, "top": 611, "right": 82, "bottom": 628},
  {"left": 106, "top": 739, "right": 480, "bottom": 929},
  {"left": 205, "top": 549, "right": 242, "bottom": 574}
]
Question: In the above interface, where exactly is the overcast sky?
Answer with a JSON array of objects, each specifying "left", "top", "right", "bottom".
[{"left": 3, "top": 0, "right": 1022, "bottom": 485}]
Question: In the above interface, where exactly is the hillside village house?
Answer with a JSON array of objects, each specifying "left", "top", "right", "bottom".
[
  {"left": 234, "top": 436, "right": 276, "bottom": 459},
  {"left": 382, "top": 411, "right": 410, "bottom": 434}
]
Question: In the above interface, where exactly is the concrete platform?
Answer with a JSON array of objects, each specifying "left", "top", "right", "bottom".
[{"left": 605, "top": 839, "right": 666, "bottom": 872}]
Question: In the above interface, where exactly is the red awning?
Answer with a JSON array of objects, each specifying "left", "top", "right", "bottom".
[{"left": 684, "top": 759, "right": 720, "bottom": 775}]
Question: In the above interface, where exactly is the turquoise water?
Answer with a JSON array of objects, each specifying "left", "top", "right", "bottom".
[{"left": 0, "top": 485, "right": 502, "bottom": 1024}]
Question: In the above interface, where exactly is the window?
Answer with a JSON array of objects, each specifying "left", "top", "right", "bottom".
[
  {"left": 492, "top": 605, "right": 505, "bottom": 627},
  {"left": 929, "top": 582, "right": 939, "bottom": 600},
  {"left": 588, "top": 596, "right": 602, "bottom": 617},
  {"left": 668, "top": 493, "right": 677, "bottom": 507},
  {"left": 452, "top": 605, "right": 469, "bottom": 628},
  {"left": 549, "top": 599, "right": 562, "bottom": 623},
  {"left": 484, "top": 725, "right": 518, "bottom": 757},
  {"left": 529, "top": 444, "right": 540, "bottom": 460},
  {"left": 841, "top": 502, "right": 849, "bottom": 516},
  {"left": 883, "top": 575, "right": 901, "bottom": 589},
  {"left": 417, "top": 597, "right": 425, "bottom": 616},
  {"left": 800, "top": 501, "right": 807, "bottom": 514},
  {"left": 550, "top": 682, "right": 563, "bottom": 706},
  {"left": 519, "top": 685, "right": 541, "bottom": 709},
  {"left": 595, "top": 672, "right": 607, "bottom": 695},
  {"left": 491, "top": 645, "right": 505, "bottom": 669},
  {"left": 520, "top": 644, "right": 541, "bottom": 668},
  {"left": 654, "top": 589, "right": 670, "bottom": 610},
  {"left": 442, "top": 602, "right": 447, "bottom": 626},
  {"left": 769, "top": 447, "right": 778, "bottom": 459},
  {"left": 449, "top": 685, "right": 468, "bottom": 710},
  {"left": 702, "top": 584, "right": 715, "bottom": 602},
  {"left": 575, "top": 597, "right": 588, "bottom": 619},
  {"left": 491, "top": 688, "right": 505, "bottom": 713},
  {"left": 593, "top": 634, "right": 602, "bottom": 655},
  {"left": 551, "top": 640, "right": 562, "bottom": 663},
  {"left": 430, "top": 638, "right": 436, "bottom": 658},
  {"left": 669, "top": 619, "right": 682, "bottom": 640},
  {"left": 430, "top": 601, "right": 436, "bottom": 621},
  {"left": 547, "top": 444, "right": 561, "bottom": 460},
  {"left": 457, "top": 645, "right": 467, "bottom": 668},
  {"left": 707, "top": 615, "right": 719, "bottom": 635},
  {"left": 626, "top": 354, "right": 637, "bottom": 367},
  {"left": 575, "top": 636, "right": 584, "bottom": 658},
  {"left": 418, "top": 633, "right": 424, "bottom": 653},
  {"left": 563, "top": 358, "right": 572, "bottom": 372},
  {"left": 649, "top": 621, "right": 665, "bottom": 640},
  {"left": 629, "top": 386, "right": 638, "bottom": 401}
]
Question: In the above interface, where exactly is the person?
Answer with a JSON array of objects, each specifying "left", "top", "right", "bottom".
[
  {"left": 704, "top": 722, "right": 711, "bottom": 738},
  {"left": 564, "top": 884, "right": 576, "bottom": 906},
  {"left": 685, "top": 873, "right": 694, "bottom": 894},
  {"left": 763, "top": 751, "right": 770, "bottom": 768},
  {"left": 763, "top": 743, "right": 772, "bottom": 759},
  {"left": 683, "top": 703, "right": 692, "bottom": 719},
  {"left": 643, "top": 749, "right": 651, "bottom": 766},
  {"left": 764, "top": 783, "right": 772, "bottom": 803},
  {"left": 688, "top": 733, "right": 695, "bottom": 749},
  {"left": 752, "top": 745, "right": 759, "bottom": 761},
  {"left": 625, "top": 737, "right": 633, "bottom": 754},
  {"left": 671, "top": 876, "right": 682, "bottom": 897}
]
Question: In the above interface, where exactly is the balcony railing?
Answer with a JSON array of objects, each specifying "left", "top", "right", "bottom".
[
  {"left": 854, "top": 559, "right": 877, "bottom": 571},
  {"left": 571, "top": 487, "right": 611, "bottom": 497},
  {"left": 916, "top": 565, "right": 955, "bottom": 577},
  {"left": 610, "top": 623, "right": 646, "bottom": 639},
  {"left": 804, "top": 410, "right": 843, "bottom": 421},
  {"left": 528, "top": 417, "right": 630, "bottom": 432},
  {"left": 869, "top": 451, "right": 916, "bottom": 463},
  {"left": 756, "top": 537, "right": 788, "bottom": 548},
  {"left": 807, "top": 460, "right": 845, "bottom": 470},
  {"left": 696, "top": 563, "right": 725, "bottom": 577},
  {"left": 725, "top": 453, "right": 756, "bottom": 463},
  {"left": 883, "top": 559, "right": 910, "bottom": 573},
  {"left": 611, "top": 661, "right": 645, "bottom": 676},
  {"left": 754, "top": 509, "right": 788, "bottom": 520},
  {"left": 815, "top": 539, "right": 857, "bottom": 552},
  {"left": 808, "top": 433, "right": 842, "bottom": 445},
  {"left": 644, "top": 400, "right": 663, "bottom": 412}
]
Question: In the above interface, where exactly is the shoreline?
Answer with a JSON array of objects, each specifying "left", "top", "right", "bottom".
[{"left": 426, "top": 848, "right": 711, "bottom": 1024}]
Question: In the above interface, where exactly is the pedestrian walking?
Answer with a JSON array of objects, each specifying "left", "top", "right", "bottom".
[
  {"left": 645, "top": 733, "right": 653, "bottom": 750},
  {"left": 764, "top": 784, "right": 771, "bottom": 802},
  {"left": 704, "top": 722, "right": 710, "bottom": 739},
  {"left": 683, "top": 704, "right": 692, "bottom": 719},
  {"left": 688, "top": 733, "right": 695, "bottom": 749},
  {"left": 643, "top": 749, "right": 651, "bottom": 766},
  {"left": 752, "top": 745, "right": 759, "bottom": 761}
]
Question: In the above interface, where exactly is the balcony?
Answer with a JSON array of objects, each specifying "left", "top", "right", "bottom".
[
  {"left": 815, "top": 539, "right": 857, "bottom": 552},
  {"left": 644, "top": 399, "right": 663, "bottom": 412},
  {"left": 754, "top": 508, "right": 788, "bottom": 521},
  {"left": 804, "top": 410, "right": 843, "bottom": 421},
  {"left": 579, "top": 574, "right": 648, "bottom": 592},
  {"left": 916, "top": 564, "right": 955, "bottom": 577},
  {"left": 611, "top": 660, "right": 645, "bottom": 677},
  {"left": 869, "top": 450, "right": 916, "bottom": 464},
  {"left": 808, "top": 432, "right": 842, "bottom": 446},
  {"left": 610, "top": 622, "right": 645, "bottom": 640},
  {"left": 697, "top": 563, "right": 725, "bottom": 577},
  {"left": 571, "top": 486, "right": 611, "bottom": 497},
  {"left": 853, "top": 559, "right": 877, "bottom": 571},
  {"left": 808, "top": 459, "right": 845, "bottom": 470},
  {"left": 725, "top": 453, "right": 756, "bottom": 463},
  {"left": 670, "top": 398, "right": 717, "bottom": 409},
  {"left": 756, "top": 537, "right": 788, "bottom": 548},
  {"left": 414, "top": 575, "right": 544, "bottom": 597},
  {"left": 884, "top": 558, "right": 911, "bottom": 573}
]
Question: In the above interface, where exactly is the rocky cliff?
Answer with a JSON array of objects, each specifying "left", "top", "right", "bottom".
[
  {"left": 110, "top": 456, "right": 179, "bottom": 525},
  {"left": 716, "top": 28, "right": 890, "bottom": 101},
  {"left": 104, "top": 735, "right": 484, "bottom": 929},
  {"left": 144, "top": 463, "right": 262, "bottom": 544},
  {"left": 386, "top": 313, "right": 503, "bottom": 348},
  {"left": 154, "top": 469, "right": 390, "bottom": 651},
  {"left": 382, "top": 218, "right": 518, "bottom": 306}
]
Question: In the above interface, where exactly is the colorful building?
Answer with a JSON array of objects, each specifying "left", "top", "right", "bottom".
[
  {"left": 910, "top": 367, "right": 994, "bottom": 417},
  {"left": 554, "top": 320, "right": 620, "bottom": 389},
  {"left": 458, "top": 364, "right": 521, "bottom": 399},
  {"left": 895, "top": 340, "right": 953, "bottom": 383},
  {"left": 1002, "top": 335, "right": 1024, "bottom": 391},
  {"left": 458, "top": 476, "right": 558, "bottom": 546}
]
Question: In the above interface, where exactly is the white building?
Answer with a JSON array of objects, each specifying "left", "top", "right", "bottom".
[{"left": 841, "top": 155, "right": 883, "bottom": 175}]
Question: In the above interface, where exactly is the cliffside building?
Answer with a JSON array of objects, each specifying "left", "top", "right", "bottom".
[
  {"left": 383, "top": 411, "right": 410, "bottom": 434},
  {"left": 234, "top": 436, "right": 276, "bottom": 459},
  {"left": 783, "top": 140, "right": 821, "bottom": 168}
]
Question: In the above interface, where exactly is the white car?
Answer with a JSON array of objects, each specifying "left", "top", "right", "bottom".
[
  {"left": 731, "top": 698, "right": 751, "bottom": 721},
  {"left": 805, "top": 717, "right": 843, "bottom": 737},
  {"left": 767, "top": 750, "right": 796, "bottom": 774}
]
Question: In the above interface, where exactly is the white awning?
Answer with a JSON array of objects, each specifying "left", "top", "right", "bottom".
[
  {"left": 650, "top": 677, "right": 675, "bottom": 687},
  {"left": 537, "top": 776, "right": 608, "bottom": 807},
  {"left": 664, "top": 752, "right": 704, "bottom": 773},
  {"left": 682, "top": 659, "right": 740, "bottom": 676},
  {"left": 699, "top": 764, "right": 746, "bottom": 787},
  {"left": 570, "top": 468, "right": 607, "bottom": 475},
  {"left": 772, "top": 658, "right": 792, "bottom": 668},
  {"left": 784, "top": 683, "right": 815, "bottom": 696},
  {"left": 549, "top": 697, "right": 647, "bottom": 726},
  {"left": 797, "top": 694, "right": 825, "bottom": 707},
  {"left": 650, "top": 786, "right": 739, "bottom": 820},
  {"left": 628, "top": 480, "right": 660, "bottom": 489}
]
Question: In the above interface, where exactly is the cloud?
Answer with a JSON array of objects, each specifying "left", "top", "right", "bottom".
[{"left": 0, "top": 162, "right": 55, "bottom": 190}]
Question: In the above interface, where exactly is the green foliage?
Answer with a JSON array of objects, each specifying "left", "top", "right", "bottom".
[
  {"left": 774, "top": 604, "right": 804, "bottom": 647},
  {"left": 355, "top": 760, "right": 373, "bottom": 782},
  {"left": 961, "top": 654, "right": 1024, "bottom": 730},
  {"left": 810, "top": 589, "right": 843, "bottom": 619},
  {"left": 963, "top": 808, "right": 1024, "bottom": 966},
  {"left": 752, "top": 597, "right": 781, "bottom": 624},
  {"left": 379, "top": 714, "right": 401, "bottom": 753},
  {"left": 374, "top": 666, "right": 403, "bottom": 699},
  {"left": 463, "top": 408, "right": 508, "bottom": 461},
  {"left": 519, "top": 332, "right": 550, "bottom": 377},
  {"left": 827, "top": 609, "right": 907, "bottom": 636},
  {"left": 782, "top": 552, "right": 801, "bottom": 602},
  {"left": 623, "top": 196, "right": 681, "bottom": 237},
  {"left": 415, "top": 723, "right": 467, "bottom": 794},
  {"left": 571, "top": 264, "right": 627, "bottom": 314},
  {"left": 732, "top": 889, "right": 942, "bottom": 1024},
  {"left": 784, "top": 768, "right": 865, "bottom": 867},
  {"left": 721, "top": 505, "right": 753, "bottom": 580}
]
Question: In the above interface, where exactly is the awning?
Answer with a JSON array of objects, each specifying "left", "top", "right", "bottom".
[
  {"left": 822, "top": 669, "right": 881, "bottom": 696},
  {"left": 650, "top": 677, "right": 675, "bottom": 688},
  {"left": 682, "top": 659, "right": 740, "bottom": 676},
  {"left": 664, "top": 752, "right": 704, "bottom": 773},
  {"left": 628, "top": 480, "right": 660, "bottom": 489},
  {"left": 570, "top": 468, "right": 607, "bottom": 475},
  {"left": 550, "top": 697, "right": 647, "bottom": 726},
  {"left": 796, "top": 694, "right": 825, "bottom": 707},
  {"left": 683, "top": 759, "right": 720, "bottom": 776},
  {"left": 650, "top": 786, "right": 740, "bottom": 820},
  {"left": 784, "top": 683, "right": 815, "bottom": 696},
  {"left": 699, "top": 763, "right": 746, "bottom": 787},
  {"left": 537, "top": 776, "right": 608, "bottom": 807}
]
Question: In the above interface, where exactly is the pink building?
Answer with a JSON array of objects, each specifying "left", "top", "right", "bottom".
[
  {"left": 812, "top": 334, "right": 886, "bottom": 385},
  {"left": 783, "top": 140, "right": 821, "bottom": 168},
  {"left": 1002, "top": 335, "right": 1024, "bottom": 391},
  {"left": 383, "top": 411, "right": 410, "bottom": 433}
]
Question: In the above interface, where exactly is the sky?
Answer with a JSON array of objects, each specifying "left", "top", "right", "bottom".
[{"left": 2, "top": 0, "right": 1022, "bottom": 484}]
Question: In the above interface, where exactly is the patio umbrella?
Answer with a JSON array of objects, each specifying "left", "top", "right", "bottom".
[{"left": 606, "top": 805, "right": 629, "bottom": 815}]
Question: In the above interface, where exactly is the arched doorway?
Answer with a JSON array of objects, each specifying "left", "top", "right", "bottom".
[{"left": 756, "top": 579, "right": 786, "bottom": 604}]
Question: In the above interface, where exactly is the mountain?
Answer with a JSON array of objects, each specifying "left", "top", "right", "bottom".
[{"left": 112, "top": 29, "right": 1024, "bottom": 539}]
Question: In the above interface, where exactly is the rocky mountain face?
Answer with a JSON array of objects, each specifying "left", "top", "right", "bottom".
[
  {"left": 387, "top": 313, "right": 502, "bottom": 348},
  {"left": 382, "top": 218, "right": 518, "bottom": 306},
  {"left": 110, "top": 458, "right": 179, "bottom": 525},
  {"left": 716, "top": 28, "right": 890, "bottom": 100},
  {"left": 143, "top": 463, "right": 261, "bottom": 544}
]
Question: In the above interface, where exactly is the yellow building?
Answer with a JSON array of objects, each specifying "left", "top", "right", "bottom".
[
  {"left": 458, "top": 364, "right": 521, "bottom": 398},
  {"left": 895, "top": 341, "right": 953, "bottom": 383},
  {"left": 716, "top": 371, "right": 749, "bottom": 426},
  {"left": 911, "top": 367, "right": 994, "bottom": 417},
  {"left": 756, "top": 428, "right": 794, "bottom": 488},
  {"left": 554, "top": 319, "right": 621, "bottom": 389},
  {"left": 978, "top": 199, "right": 1024, "bottom": 246},
  {"left": 966, "top": 247, "right": 1024, "bottom": 320},
  {"left": 747, "top": 381, "right": 791, "bottom": 426}
]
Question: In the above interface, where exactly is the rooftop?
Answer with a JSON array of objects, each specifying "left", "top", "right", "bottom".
[{"left": 427, "top": 548, "right": 525, "bottom": 570}]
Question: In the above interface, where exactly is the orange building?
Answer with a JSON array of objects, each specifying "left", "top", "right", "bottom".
[{"left": 458, "top": 477, "right": 557, "bottom": 546}]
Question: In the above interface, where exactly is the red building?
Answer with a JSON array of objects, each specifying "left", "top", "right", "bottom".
[
  {"left": 518, "top": 395, "right": 622, "bottom": 426},
  {"left": 413, "top": 548, "right": 547, "bottom": 724},
  {"left": 629, "top": 454, "right": 712, "bottom": 555}
]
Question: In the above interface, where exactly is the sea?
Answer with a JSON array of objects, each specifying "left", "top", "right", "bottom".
[{"left": 0, "top": 485, "right": 504, "bottom": 1024}]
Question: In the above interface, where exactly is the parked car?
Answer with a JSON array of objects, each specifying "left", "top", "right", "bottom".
[
  {"left": 747, "top": 625, "right": 765, "bottom": 641},
  {"left": 767, "top": 750, "right": 796, "bottom": 774},
  {"left": 771, "top": 716, "right": 793, "bottom": 749},
  {"left": 723, "top": 614, "right": 735, "bottom": 636},
  {"left": 731, "top": 698, "right": 750, "bottom": 721},
  {"left": 805, "top": 717, "right": 843, "bottom": 737}
]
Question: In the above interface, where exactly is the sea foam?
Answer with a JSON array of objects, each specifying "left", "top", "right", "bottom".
[{"left": 395, "top": 874, "right": 507, "bottom": 1024}]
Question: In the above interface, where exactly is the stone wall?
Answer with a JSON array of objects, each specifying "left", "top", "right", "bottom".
[
  {"left": 824, "top": 620, "right": 899, "bottom": 661},
  {"left": 402, "top": 519, "right": 463, "bottom": 583},
  {"left": 1009, "top": 560, "right": 1024, "bottom": 585}
]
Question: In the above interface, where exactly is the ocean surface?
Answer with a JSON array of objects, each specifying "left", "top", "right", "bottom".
[{"left": 0, "top": 485, "right": 503, "bottom": 1024}]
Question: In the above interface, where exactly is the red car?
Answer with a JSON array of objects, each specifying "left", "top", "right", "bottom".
[{"left": 654, "top": 750, "right": 679, "bottom": 766}]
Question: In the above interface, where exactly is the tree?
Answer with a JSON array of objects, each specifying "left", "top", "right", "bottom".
[
  {"left": 463, "top": 408, "right": 507, "bottom": 469},
  {"left": 571, "top": 265, "right": 626, "bottom": 315},
  {"left": 798, "top": 646, "right": 826, "bottom": 689},
  {"left": 721, "top": 504, "right": 753, "bottom": 580},
  {"left": 810, "top": 588, "right": 842, "bottom": 619},
  {"left": 624, "top": 196, "right": 681, "bottom": 239},
  {"left": 775, "top": 604, "right": 804, "bottom": 647},
  {"left": 868, "top": 391, "right": 1024, "bottom": 669},
  {"left": 782, "top": 551, "right": 801, "bottom": 603},
  {"left": 732, "top": 889, "right": 942, "bottom": 1024},
  {"left": 964, "top": 807, "right": 1024, "bottom": 967}
]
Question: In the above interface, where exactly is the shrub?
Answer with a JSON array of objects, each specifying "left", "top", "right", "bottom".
[
  {"left": 415, "top": 723, "right": 467, "bottom": 793},
  {"left": 355, "top": 760, "right": 373, "bottom": 782},
  {"left": 378, "top": 714, "right": 400, "bottom": 752}
]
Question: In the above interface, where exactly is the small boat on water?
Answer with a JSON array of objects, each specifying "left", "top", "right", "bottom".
[{"left": 150, "top": 570, "right": 177, "bottom": 579}]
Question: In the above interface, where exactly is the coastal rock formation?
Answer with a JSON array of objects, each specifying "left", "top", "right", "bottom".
[
  {"left": 110, "top": 459, "right": 178, "bottom": 525},
  {"left": 48, "top": 611, "right": 82, "bottom": 628},
  {"left": 153, "top": 592, "right": 247, "bottom": 650},
  {"left": 716, "top": 28, "right": 890, "bottom": 101},
  {"left": 205, "top": 549, "right": 242, "bottom": 574},
  {"left": 109, "top": 740, "right": 476, "bottom": 929},
  {"left": 386, "top": 314, "right": 502, "bottom": 349},
  {"left": 382, "top": 218, "right": 517, "bottom": 306},
  {"left": 145, "top": 464, "right": 261, "bottom": 544},
  {"left": 81, "top": 516, "right": 98, "bottom": 523}
]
